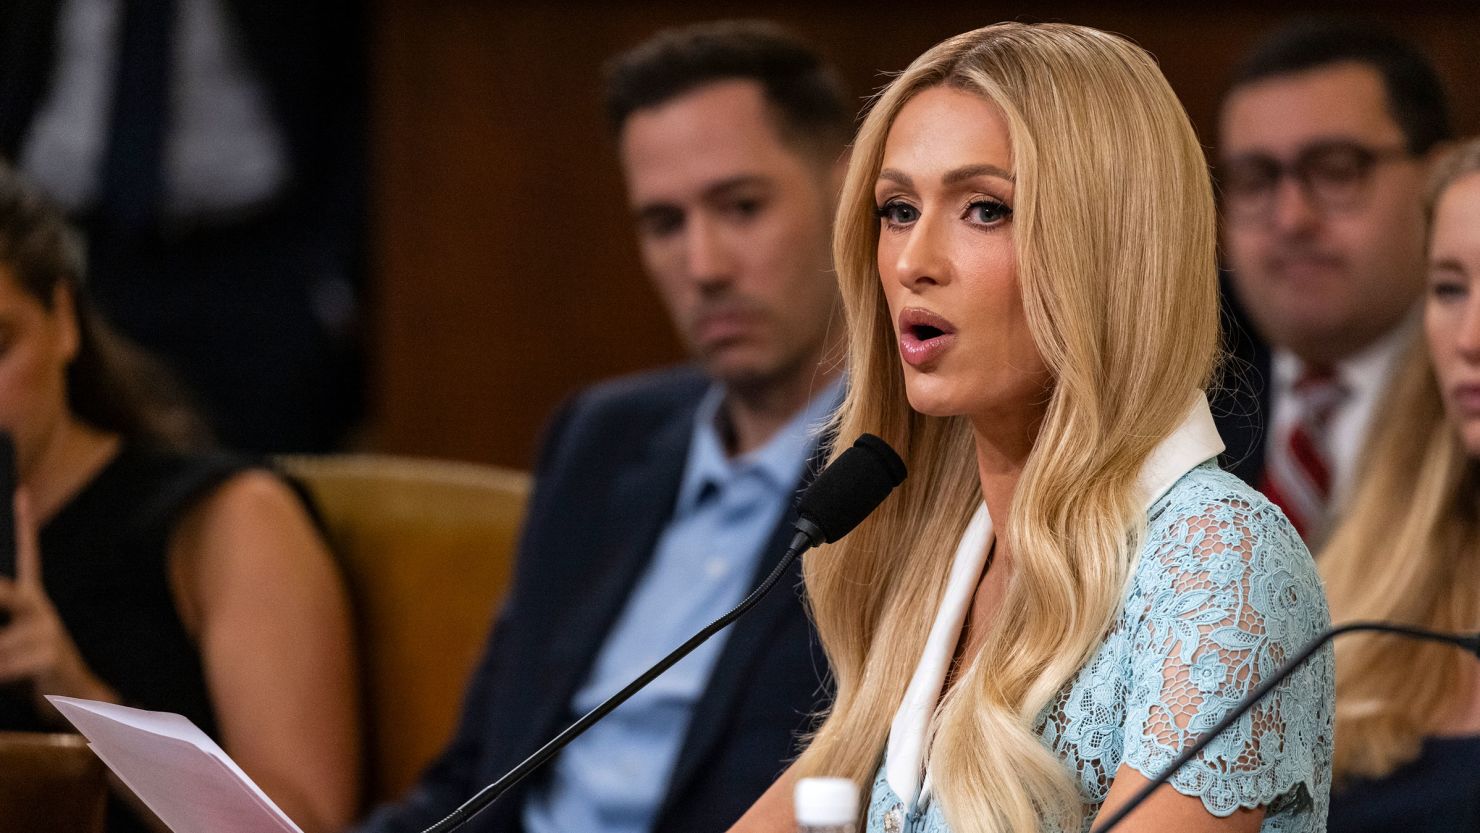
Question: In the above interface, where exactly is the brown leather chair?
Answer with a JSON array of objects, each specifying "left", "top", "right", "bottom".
[
  {"left": 0, "top": 731, "right": 106, "bottom": 833},
  {"left": 277, "top": 454, "right": 530, "bottom": 806}
]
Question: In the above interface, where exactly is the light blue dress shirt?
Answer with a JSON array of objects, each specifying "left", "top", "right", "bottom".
[{"left": 522, "top": 376, "right": 844, "bottom": 833}]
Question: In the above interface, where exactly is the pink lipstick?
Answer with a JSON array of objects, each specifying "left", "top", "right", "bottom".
[
  {"left": 897, "top": 307, "right": 958, "bottom": 368},
  {"left": 1452, "top": 383, "right": 1480, "bottom": 417}
]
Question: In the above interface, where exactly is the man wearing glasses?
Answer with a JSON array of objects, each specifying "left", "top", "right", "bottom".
[{"left": 1214, "top": 19, "right": 1453, "bottom": 544}]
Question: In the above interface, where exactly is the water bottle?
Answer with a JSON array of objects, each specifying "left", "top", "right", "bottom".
[{"left": 795, "top": 776, "right": 859, "bottom": 833}]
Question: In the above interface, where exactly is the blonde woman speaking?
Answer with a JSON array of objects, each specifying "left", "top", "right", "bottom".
[{"left": 731, "top": 23, "right": 1333, "bottom": 833}]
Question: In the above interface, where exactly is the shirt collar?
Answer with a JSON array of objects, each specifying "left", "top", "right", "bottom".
[
  {"left": 1135, "top": 391, "right": 1226, "bottom": 507},
  {"left": 675, "top": 374, "right": 846, "bottom": 514},
  {"left": 1271, "top": 314, "right": 1415, "bottom": 401},
  {"left": 884, "top": 391, "right": 1225, "bottom": 810}
]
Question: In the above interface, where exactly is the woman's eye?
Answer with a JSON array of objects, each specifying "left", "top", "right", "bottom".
[
  {"left": 1430, "top": 279, "right": 1468, "bottom": 302},
  {"left": 874, "top": 200, "right": 919, "bottom": 227},
  {"left": 966, "top": 199, "right": 1012, "bottom": 225}
]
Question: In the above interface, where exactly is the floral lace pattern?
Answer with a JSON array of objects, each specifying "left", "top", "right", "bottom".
[{"left": 864, "top": 463, "right": 1334, "bottom": 833}]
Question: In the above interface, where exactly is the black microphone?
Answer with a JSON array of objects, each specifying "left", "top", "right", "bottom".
[
  {"left": 1092, "top": 621, "right": 1480, "bottom": 832},
  {"left": 794, "top": 432, "right": 908, "bottom": 547},
  {"left": 419, "top": 433, "right": 907, "bottom": 833}
]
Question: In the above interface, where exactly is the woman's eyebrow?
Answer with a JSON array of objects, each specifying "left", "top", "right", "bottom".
[
  {"left": 877, "top": 168, "right": 913, "bottom": 188},
  {"left": 943, "top": 163, "right": 1013, "bottom": 185},
  {"left": 1429, "top": 256, "right": 1468, "bottom": 276},
  {"left": 876, "top": 165, "right": 1015, "bottom": 190}
]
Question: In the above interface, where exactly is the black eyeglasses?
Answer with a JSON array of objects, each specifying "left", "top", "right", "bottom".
[{"left": 1218, "top": 140, "right": 1414, "bottom": 223}]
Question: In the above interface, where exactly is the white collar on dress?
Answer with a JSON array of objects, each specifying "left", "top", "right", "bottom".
[{"left": 883, "top": 392, "right": 1225, "bottom": 809}]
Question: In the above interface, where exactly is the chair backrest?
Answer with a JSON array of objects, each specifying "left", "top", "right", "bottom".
[
  {"left": 0, "top": 731, "right": 106, "bottom": 833},
  {"left": 277, "top": 454, "right": 530, "bottom": 805}
]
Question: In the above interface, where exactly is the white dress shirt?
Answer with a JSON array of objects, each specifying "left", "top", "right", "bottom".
[{"left": 1269, "top": 317, "right": 1413, "bottom": 511}]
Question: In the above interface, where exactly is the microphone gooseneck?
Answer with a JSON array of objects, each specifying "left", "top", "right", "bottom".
[
  {"left": 1091, "top": 621, "right": 1480, "bottom": 832},
  {"left": 420, "top": 433, "right": 906, "bottom": 833}
]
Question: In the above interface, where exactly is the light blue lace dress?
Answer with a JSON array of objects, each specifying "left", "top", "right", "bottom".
[{"left": 865, "top": 463, "right": 1334, "bottom": 832}]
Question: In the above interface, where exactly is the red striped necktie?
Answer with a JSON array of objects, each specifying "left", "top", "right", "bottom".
[{"left": 1260, "top": 364, "right": 1348, "bottom": 546}]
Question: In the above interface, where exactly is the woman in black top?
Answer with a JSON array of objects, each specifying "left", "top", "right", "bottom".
[
  {"left": 1320, "top": 138, "right": 1480, "bottom": 831},
  {"left": 0, "top": 163, "right": 361, "bottom": 832}
]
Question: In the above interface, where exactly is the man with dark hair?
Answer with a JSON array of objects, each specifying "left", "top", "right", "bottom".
[
  {"left": 603, "top": 19, "right": 853, "bottom": 158},
  {"left": 351, "top": 20, "right": 850, "bottom": 833},
  {"left": 1213, "top": 18, "right": 1452, "bottom": 544}
]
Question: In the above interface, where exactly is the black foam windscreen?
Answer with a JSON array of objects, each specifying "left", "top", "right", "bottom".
[{"left": 796, "top": 433, "right": 907, "bottom": 544}]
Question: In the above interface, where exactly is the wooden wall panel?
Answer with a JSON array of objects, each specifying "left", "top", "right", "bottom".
[{"left": 369, "top": 1, "right": 1480, "bottom": 469}]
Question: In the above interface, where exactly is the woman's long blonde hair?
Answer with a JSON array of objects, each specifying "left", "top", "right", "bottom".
[
  {"left": 793, "top": 22, "right": 1219, "bottom": 832},
  {"left": 1320, "top": 139, "right": 1480, "bottom": 784}
]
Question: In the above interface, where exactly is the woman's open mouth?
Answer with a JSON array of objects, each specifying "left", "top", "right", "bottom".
[{"left": 897, "top": 308, "right": 958, "bottom": 368}]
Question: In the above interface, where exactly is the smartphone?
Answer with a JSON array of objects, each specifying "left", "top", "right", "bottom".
[{"left": 0, "top": 433, "right": 15, "bottom": 581}]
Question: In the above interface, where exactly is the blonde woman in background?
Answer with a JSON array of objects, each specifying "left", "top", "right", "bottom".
[
  {"left": 730, "top": 23, "right": 1332, "bottom": 833},
  {"left": 1321, "top": 138, "right": 1480, "bottom": 833}
]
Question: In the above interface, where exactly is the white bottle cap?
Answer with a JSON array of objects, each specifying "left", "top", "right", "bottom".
[{"left": 794, "top": 776, "right": 859, "bottom": 826}]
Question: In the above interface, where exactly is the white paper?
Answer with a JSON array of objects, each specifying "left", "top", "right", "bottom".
[{"left": 47, "top": 696, "right": 304, "bottom": 833}]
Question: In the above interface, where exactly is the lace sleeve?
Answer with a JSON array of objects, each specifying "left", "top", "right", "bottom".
[{"left": 1121, "top": 489, "right": 1334, "bottom": 819}]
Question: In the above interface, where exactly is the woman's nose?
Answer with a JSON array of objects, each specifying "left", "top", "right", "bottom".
[
  {"left": 1457, "top": 290, "right": 1480, "bottom": 362},
  {"left": 890, "top": 213, "right": 949, "bottom": 290}
]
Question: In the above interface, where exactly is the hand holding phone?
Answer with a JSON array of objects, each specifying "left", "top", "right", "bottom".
[{"left": 0, "top": 453, "right": 109, "bottom": 699}]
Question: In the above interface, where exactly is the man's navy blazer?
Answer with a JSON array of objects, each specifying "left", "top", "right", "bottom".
[
  {"left": 356, "top": 367, "right": 830, "bottom": 833},
  {"left": 1212, "top": 273, "right": 1273, "bottom": 488}
]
